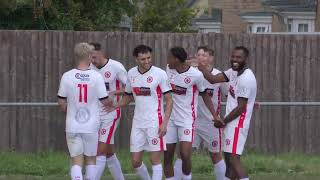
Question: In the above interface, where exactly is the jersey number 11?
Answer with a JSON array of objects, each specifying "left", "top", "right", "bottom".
[{"left": 77, "top": 84, "right": 88, "bottom": 103}]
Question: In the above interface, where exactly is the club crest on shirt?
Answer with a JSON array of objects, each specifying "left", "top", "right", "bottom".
[
  {"left": 229, "top": 85, "right": 235, "bottom": 98},
  {"left": 184, "top": 129, "right": 190, "bottom": 135},
  {"left": 105, "top": 71, "right": 111, "bottom": 78},
  {"left": 147, "top": 76, "right": 153, "bottom": 83},
  {"left": 184, "top": 77, "right": 191, "bottom": 84},
  {"left": 212, "top": 140, "right": 218, "bottom": 147},
  {"left": 226, "top": 139, "right": 231, "bottom": 146},
  {"left": 101, "top": 128, "right": 106, "bottom": 135},
  {"left": 152, "top": 138, "right": 158, "bottom": 145}
]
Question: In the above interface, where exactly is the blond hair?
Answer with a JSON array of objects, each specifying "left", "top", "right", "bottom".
[{"left": 74, "top": 42, "right": 94, "bottom": 61}]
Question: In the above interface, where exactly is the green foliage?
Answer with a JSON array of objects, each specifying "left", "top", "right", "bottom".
[
  {"left": 44, "top": 0, "right": 136, "bottom": 31},
  {"left": 133, "top": 0, "right": 197, "bottom": 32}
]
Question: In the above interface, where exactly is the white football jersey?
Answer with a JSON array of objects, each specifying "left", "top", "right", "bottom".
[
  {"left": 90, "top": 59, "right": 127, "bottom": 117},
  {"left": 223, "top": 68, "right": 257, "bottom": 128},
  {"left": 125, "top": 66, "right": 171, "bottom": 128},
  {"left": 58, "top": 69, "right": 108, "bottom": 133},
  {"left": 196, "top": 68, "right": 222, "bottom": 129},
  {"left": 167, "top": 65, "right": 205, "bottom": 127}
]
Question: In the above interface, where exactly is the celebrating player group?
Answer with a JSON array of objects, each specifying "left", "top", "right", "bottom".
[{"left": 58, "top": 42, "right": 257, "bottom": 180}]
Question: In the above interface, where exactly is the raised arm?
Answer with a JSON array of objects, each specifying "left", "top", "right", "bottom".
[{"left": 198, "top": 63, "right": 228, "bottom": 84}]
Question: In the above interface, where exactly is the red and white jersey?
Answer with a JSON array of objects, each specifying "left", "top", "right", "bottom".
[
  {"left": 90, "top": 59, "right": 127, "bottom": 118},
  {"left": 196, "top": 68, "right": 222, "bottom": 129},
  {"left": 125, "top": 66, "right": 171, "bottom": 128},
  {"left": 167, "top": 65, "right": 205, "bottom": 127},
  {"left": 223, "top": 68, "right": 257, "bottom": 128},
  {"left": 58, "top": 69, "right": 108, "bottom": 133}
]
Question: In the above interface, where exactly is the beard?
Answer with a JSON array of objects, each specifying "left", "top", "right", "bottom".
[{"left": 231, "top": 61, "right": 245, "bottom": 71}]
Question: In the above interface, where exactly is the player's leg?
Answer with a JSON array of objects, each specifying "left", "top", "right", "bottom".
[
  {"left": 178, "top": 127, "right": 193, "bottom": 180},
  {"left": 164, "top": 121, "right": 178, "bottom": 179},
  {"left": 224, "top": 152, "right": 237, "bottom": 180},
  {"left": 146, "top": 127, "right": 166, "bottom": 180},
  {"left": 173, "top": 144, "right": 182, "bottom": 180},
  {"left": 173, "top": 129, "right": 200, "bottom": 180},
  {"left": 131, "top": 127, "right": 151, "bottom": 180},
  {"left": 83, "top": 133, "right": 99, "bottom": 180},
  {"left": 223, "top": 125, "right": 249, "bottom": 179},
  {"left": 66, "top": 133, "right": 84, "bottom": 180},
  {"left": 204, "top": 126, "right": 226, "bottom": 180},
  {"left": 96, "top": 119, "right": 124, "bottom": 180}
]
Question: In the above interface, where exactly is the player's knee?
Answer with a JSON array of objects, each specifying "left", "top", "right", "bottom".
[
  {"left": 131, "top": 159, "right": 142, "bottom": 168},
  {"left": 180, "top": 150, "right": 191, "bottom": 161}
]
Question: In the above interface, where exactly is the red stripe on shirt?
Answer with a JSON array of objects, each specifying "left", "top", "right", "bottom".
[
  {"left": 191, "top": 85, "right": 197, "bottom": 142},
  {"left": 156, "top": 86, "right": 164, "bottom": 151}
]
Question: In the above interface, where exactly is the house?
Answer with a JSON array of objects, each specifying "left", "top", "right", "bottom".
[{"left": 190, "top": 0, "right": 319, "bottom": 33}]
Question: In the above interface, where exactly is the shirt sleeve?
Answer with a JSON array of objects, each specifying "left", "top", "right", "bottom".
[
  {"left": 96, "top": 74, "right": 108, "bottom": 100},
  {"left": 124, "top": 76, "right": 132, "bottom": 95},
  {"left": 236, "top": 76, "right": 251, "bottom": 99},
  {"left": 117, "top": 63, "right": 128, "bottom": 85},
  {"left": 196, "top": 74, "right": 206, "bottom": 93},
  {"left": 223, "top": 68, "right": 234, "bottom": 82},
  {"left": 159, "top": 71, "right": 172, "bottom": 94},
  {"left": 57, "top": 74, "right": 68, "bottom": 99}
]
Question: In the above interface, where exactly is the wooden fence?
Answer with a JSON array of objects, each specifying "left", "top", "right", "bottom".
[{"left": 0, "top": 31, "right": 319, "bottom": 153}]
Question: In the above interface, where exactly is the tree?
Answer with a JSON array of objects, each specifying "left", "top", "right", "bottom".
[
  {"left": 44, "top": 0, "right": 136, "bottom": 31},
  {"left": 0, "top": 0, "right": 136, "bottom": 30},
  {"left": 132, "top": 0, "right": 197, "bottom": 32}
]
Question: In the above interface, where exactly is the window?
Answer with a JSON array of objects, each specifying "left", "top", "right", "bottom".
[
  {"left": 257, "top": 27, "right": 266, "bottom": 33},
  {"left": 298, "top": 24, "right": 309, "bottom": 32},
  {"left": 287, "top": 19, "right": 293, "bottom": 32},
  {"left": 247, "top": 24, "right": 271, "bottom": 33}
]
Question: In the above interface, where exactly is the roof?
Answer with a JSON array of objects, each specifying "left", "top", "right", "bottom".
[
  {"left": 193, "top": 15, "right": 219, "bottom": 23},
  {"left": 240, "top": 11, "right": 274, "bottom": 16},
  {"left": 263, "top": 0, "right": 316, "bottom": 12}
]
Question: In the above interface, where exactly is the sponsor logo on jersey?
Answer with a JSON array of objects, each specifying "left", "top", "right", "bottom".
[
  {"left": 75, "top": 73, "right": 90, "bottom": 81},
  {"left": 133, "top": 87, "right": 151, "bottom": 96},
  {"left": 147, "top": 76, "right": 153, "bottom": 83},
  {"left": 105, "top": 71, "right": 111, "bottom": 78},
  {"left": 171, "top": 84, "right": 187, "bottom": 95},
  {"left": 75, "top": 107, "right": 90, "bottom": 124}
]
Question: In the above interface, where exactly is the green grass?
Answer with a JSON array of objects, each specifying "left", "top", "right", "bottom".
[{"left": 0, "top": 151, "right": 319, "bottom": 179}]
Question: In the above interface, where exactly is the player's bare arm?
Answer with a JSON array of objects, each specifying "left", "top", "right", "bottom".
[
  {"left": 159, "top": 92, "right": 173, "bottom": 137},
  {"left": 200, "top": 91, "right": 220, "bottom": 122},
  {"left": 109, "top": 89, "right": 126, "bottom": 97},
  {"left": 113, "top": 94, "right": 134, "bottom": 109},
  {"left": 57, "top": 98, "right": 67, "bottom": 112},
  {"left": 218, "top": 97, "right": 248, "bottom": 128},
  {"left": 198, "top": 63, "right": 227, "bottom": 84}
]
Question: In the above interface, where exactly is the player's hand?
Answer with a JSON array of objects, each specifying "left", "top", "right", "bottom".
[
  {"left": 186, "top": 58, "right": 198, "bottom": 67},
  {"left": 103, "top": 103, "right": 117, "bottom": 113},
  {"left": 213, "top": 119, "right": 225, "bottom": 128},
  {"left": 108, "top": 91, "right": 116, "bottom": 99},
  {"left": 197, "top": 62, "right": 206, "bottom": 72},
  {"left": 158, "top": 123, "right": 167, "bottom": 137}
]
